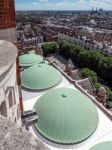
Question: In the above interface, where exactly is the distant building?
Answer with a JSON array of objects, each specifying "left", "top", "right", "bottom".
[
  {"left": 0, "top": 0, "right": 17, "bottom": 43},
  {"left": 99, "top": 8, "right": 104, "bottom": 14}
]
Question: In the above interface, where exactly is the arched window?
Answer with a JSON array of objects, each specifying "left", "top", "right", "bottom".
[
  {"left": 14, "top": 87, "right": 16, "bottom": 105},
  {"left": 15, "top": 117, "right": 17, "bottom": 123},
  {"left": 9, "top": 91, "right": 13, "bottom": 107},
  {"left": 1, "top": 101, "right": 7, "bottom": 117},
  {"left": 17, "top": 105, "right": 20, "bottom": 119}
]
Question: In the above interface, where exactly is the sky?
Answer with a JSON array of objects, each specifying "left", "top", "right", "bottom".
[{"left": 15, "top": 0, "right": 112, "bottom": 10}]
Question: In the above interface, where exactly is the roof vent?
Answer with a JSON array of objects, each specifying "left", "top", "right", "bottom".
[{"left": 61, "top": 94, "right": 67, "bottom": 98}]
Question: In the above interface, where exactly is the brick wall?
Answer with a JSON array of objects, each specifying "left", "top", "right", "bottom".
[{"left": 0, "top": 0, "right": 16, "bottom": 29}]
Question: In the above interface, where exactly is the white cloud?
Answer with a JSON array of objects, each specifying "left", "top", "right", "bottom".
[
  {"left": 32, "top": 2, "right": 38, "bottom": 6},
  {"left": 89, "top": 0, "right": 112, "bottom": 9},
  {"left": 16, "top": 0, "right": 112, "bottom": 10},
  {"left": 39, "top": 0, "right": 48, "bottom": 3},
  {"left": 78, "top": 0, "right": 87, "bottom": 4}
]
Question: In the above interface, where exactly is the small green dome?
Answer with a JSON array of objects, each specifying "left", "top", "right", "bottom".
[
  {"left": 90, "top": 142, "right": 112, "bottom": 150},
  {"left": 19, "top": 53, "right": 43, "bottom": 67},
  {"left": 34, "top": 88, "right": 99, "bottom": 144},
  {"left": 21, "top": 64, "right": 62, "bottom": 90}
]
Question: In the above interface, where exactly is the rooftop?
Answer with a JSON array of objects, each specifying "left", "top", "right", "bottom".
[
  {"left": 89, "top": 141, "right": 112, "bottom": 150},
  {"left": 21, "top": 64, "right": 62, "bottom": 90},
  {"left": 19, "top": 53, "right": 43, "bottom": 67},
  {"left": 0, "top": 115, "right": 49, "bottom": 150},
  {"left": 22, "top": 65, "right": 112, "bottom": 150},
  {"left": 34, "top": 87, "right": 98, "bottom": 144}
]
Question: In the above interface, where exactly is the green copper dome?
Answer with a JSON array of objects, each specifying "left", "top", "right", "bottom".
[
  {"left": 19, "top": 53, "right": 43, "bottom": 67},
  {"left": 21, "top": 64, "right": 62, "bottom": 90},
  {"left": 34, "top": 88, "right": 99, "bottom": 144},
  {"left": 90, "top": 142, "right": 112, "bottom": 150}
]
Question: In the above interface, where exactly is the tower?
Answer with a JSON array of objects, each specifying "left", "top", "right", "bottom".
[
  {"left": 0, "top": 0, "right": 17, "bottom": 43},
  {"left": 96, "top": 87, "right": 107, "bottom": 106},
  {"left": 65, "top": 58, "right": 74, "bottom": 77},
  {"left": 0, "top": 0, "right": 24, "bottom": 112}
]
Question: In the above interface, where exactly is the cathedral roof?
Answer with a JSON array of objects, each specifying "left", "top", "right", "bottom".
[
  {"left": 89, "top": 141, "right": 112, "bottom": 150},
  {"left": 19, "top": 53, "right": 43, "bottom": 67},
  {"left": 34, "top": 88, "right": 99, "bottom": 144},
  {"left": 21, "top": 64, "right": 62, "bottom": 90}
]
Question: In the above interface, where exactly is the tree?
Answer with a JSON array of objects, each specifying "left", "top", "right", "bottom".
[
  {"left": 58, "top": 40, "right": 112, "bottom": 85},
  {"left": 108, "top": 92, "right": 112, "bottom": 102},
  {"left": 78, "top": 51, "right": 92, "bottom": 68},
  {"left": 81, "top": 68, "right": 98, "bottom": 84},
  {"left": 89, "top": 51, "right": 104, "bottom": 72},
  {"left": 94, "top": 83, "right": 102, "bottom": 91},
  {"left": 105, "top": 87, "right": 112, "bottom": 108},
  {"left": 98, "top": 57, "right": 112, "bottom": 82},
  {"left": 42, "top": 42, "right": 57, "bottom": 56},
  {"left": 58, "top": 40, "right": 74, "bottom": 58},
  {"left": 71, "top": 46, "right": 84, "bottom": 63}
]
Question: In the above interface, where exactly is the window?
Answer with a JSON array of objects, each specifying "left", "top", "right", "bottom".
[
  {"left": 1, "top": 101, "right": 7, "bottom": 117},
  {"left": 15, "top": 117, "right": 17, "bottom": 123},
  {"left": 17, "top": 105, "right": 20, "bottom": 119},
  {"left": 9, "top": 91, "right": 13, "bottom": 107}
]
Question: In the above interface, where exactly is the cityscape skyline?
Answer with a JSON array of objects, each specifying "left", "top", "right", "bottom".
[{"left": 15, "top": 0, "right": 112, "bottom": 11}]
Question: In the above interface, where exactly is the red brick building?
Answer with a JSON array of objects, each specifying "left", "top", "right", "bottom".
[
  {"left": 0, "top": 0, "right": 17, "bottom": 43},
  {"left": 0, "top": 0, "right": 16, "bottom": 29}
]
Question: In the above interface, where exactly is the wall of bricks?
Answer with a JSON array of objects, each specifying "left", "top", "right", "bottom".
[{"left": 0, "top": 0, "right": 16, "bottom": 29}]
